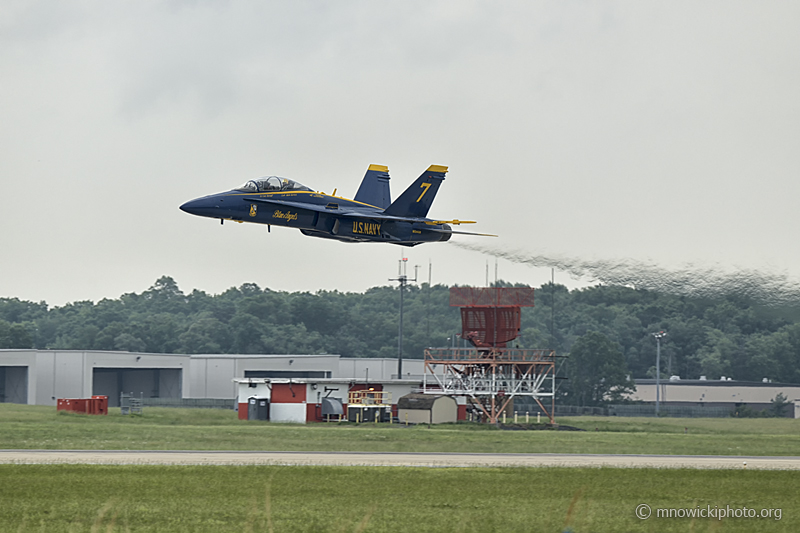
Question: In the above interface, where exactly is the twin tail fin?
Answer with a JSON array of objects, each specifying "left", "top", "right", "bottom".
[
  {"left": 354, "top": 164, "right": 391, "bottom": 209},
  {"left": 383, "top": 165, "right": 447, "bottom": 218}
]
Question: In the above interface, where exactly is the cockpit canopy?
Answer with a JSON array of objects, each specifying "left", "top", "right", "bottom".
[{"left": 235, "top": 176, "right": 313, "bottom": 193}]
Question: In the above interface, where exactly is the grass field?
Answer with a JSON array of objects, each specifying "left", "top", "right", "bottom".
[
  {"left": 2, "top": 404, "right": 799, "bottom": 532},
  {"left": 1, "top": 404, "right": 799, "bottom": 456},
  {"left": 0, "top": 464, "right": 796, "bottom": 532}
]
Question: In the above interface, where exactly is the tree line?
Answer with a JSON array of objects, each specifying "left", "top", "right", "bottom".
[{"left": 3, "top": 276, "right": 800, "bottom": 404}]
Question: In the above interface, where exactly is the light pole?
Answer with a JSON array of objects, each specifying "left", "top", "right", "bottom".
[
  {"left": 389, "top": 258, "right": 418, "bottom": 379},
  {"left": 653, "top": 331, "right": 667, "bottom": 415}
]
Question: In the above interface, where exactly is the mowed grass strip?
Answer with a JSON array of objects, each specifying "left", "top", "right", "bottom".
[
  {"left": 0, "top": 464, "right": 797, "bottom": 532},
  {"left": 1, "top": 404, "right": 799, "bottom": 456}
]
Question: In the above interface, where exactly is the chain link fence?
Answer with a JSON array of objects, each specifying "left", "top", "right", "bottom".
[
  {"left": 140, "top": 398, "right": 236, "bottom": 409},
  {"left": 513, "top": 399, "right": 734, "bottom": 418}
]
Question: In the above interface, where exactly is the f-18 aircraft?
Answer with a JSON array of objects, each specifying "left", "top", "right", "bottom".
[{"left": 180, "top": 164, "right": 493, "bottom": 246}]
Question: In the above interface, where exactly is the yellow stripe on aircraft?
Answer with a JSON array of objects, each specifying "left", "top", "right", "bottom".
[
  {"left": 226, "top": 190, "right": 382, "bottom": 209},
  {"left": 424, "top": 219, "right": 476, "bottom": 225}
]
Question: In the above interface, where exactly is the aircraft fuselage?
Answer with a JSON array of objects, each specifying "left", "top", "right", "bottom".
[
  {"left": 180, "top": 189, "right": 451, "bottom": 246},
  {"left": 180, "top": 165, "right": 491, "bottom": 246}
]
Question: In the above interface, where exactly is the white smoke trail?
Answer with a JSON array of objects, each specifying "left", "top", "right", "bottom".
[{"left": 451, "top": 242, "right": 800, "bottom": 305}]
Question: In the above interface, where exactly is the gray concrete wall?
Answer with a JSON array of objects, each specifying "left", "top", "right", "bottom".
[
  {"left": 33, "top": 351, "right": 56, "bottom": 404},
  {"left": 202, "top": 358, "right": 236, "bottom": 398},
  {"left": 0, "top": 351, "right": 190, "bottom": 406},
  {"left": 338, "top": 357, "right": 427, "bottom": 381},
  {"left": 0, "top": 350, "right": 428, "bottom": 406},
  {"left": 187, "top": 354, "right": 341, "bottom": 399},
  {"left": 632, "top": 382, "right": 800, "bottom": 404},
  {"left": 53, "top": 352, "right": 87, "bottom": 400}
]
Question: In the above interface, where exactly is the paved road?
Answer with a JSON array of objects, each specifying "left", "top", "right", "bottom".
[{"left": 2, "top": 450, "right": 799, "bottom": 469}]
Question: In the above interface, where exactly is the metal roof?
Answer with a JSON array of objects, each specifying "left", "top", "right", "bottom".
[{"left": 397, "top": 393, "right": 454, "bottom": 410}]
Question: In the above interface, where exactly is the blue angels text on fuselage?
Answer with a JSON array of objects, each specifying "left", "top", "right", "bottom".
[{"left": 179, "top": 164, "right": 495, "bottom": 246}]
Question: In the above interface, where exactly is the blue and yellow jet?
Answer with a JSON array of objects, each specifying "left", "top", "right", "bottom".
[{"left": 180, "top": 165, "right": 493, "bottom": 246}]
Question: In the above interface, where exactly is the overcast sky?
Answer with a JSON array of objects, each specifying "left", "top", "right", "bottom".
[{"left": 2, "top": 1, "right": 798, "bottom": 306}]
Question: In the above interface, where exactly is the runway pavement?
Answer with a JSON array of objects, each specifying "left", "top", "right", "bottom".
[{"left": 2, "top": 450, "right": 799, "bottom": 469}]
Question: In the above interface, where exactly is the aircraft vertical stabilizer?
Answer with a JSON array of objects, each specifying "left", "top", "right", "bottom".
[
  {"left": 354, "top": 164, "right": 391, "bottom": 209},
  {"left": 383, "top": 165, "right": 447, "bottom": 218}
]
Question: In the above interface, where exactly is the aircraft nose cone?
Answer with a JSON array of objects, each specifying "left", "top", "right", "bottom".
[
  {"left": 180, "top": 197, "right": 218, "bottom": 218},
  {"left": 179, "top": 199, "right": 202, "bottom": 215}
]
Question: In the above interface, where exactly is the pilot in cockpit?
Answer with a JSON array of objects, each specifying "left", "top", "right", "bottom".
[{"left": 236, "top": 176, "right": 312, "bottom": 193}]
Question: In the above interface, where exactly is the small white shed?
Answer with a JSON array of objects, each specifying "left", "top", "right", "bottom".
[{"left": 397, "top": 394, "right": 457, "bottom": 424}]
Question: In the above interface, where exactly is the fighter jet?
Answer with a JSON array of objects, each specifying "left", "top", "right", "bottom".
[{"left": 180, "top": 164, "right": 494, "bottom": 246}]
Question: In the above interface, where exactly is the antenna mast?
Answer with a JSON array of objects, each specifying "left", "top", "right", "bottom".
[{"left": 389, "top": 257, "right": 418, "bottom": 378}]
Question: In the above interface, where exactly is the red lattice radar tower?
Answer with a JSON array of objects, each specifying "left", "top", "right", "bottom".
[{"left": 423, "top": 287, "right": 557, "bottom": 424}]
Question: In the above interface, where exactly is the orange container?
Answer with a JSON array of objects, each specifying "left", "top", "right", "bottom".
[
  {"left": 90, "top": 396, "right": 109, "bottom": 415},
  {"left": 57, "top": 397, "right": 108, "bottom": 415}
]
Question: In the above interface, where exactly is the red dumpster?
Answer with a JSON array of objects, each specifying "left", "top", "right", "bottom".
[
  {"left": 56, "top": 398, "right": 88, "bottom": 413},
  {"left": 90, "top": 396, "right": 108, "bottom": 415},
  {"left": 57, "top": 396, "right": 108, "bottom": 415}
]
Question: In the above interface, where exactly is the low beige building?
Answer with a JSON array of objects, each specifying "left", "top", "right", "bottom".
[
  {"left": 629, "top": 378, "right": 800, "bottom": 417},
  {"left": 397, "top": 393, "right": 457, "bottom": 424}
]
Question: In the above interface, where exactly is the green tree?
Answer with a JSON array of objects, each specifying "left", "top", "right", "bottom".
[
  {"left": 770, "top": 393, "right": 791, "bottom": 418},
  {"left": 178, "top": 317, "right": 231, "bottom": 354},
  {"left": 229, "top": 313, "right": 267, "bottom": 354},
  {"left": 694, "top": 328, "right": 737, "bottom": 379},
  {"left": 141, "top": 276, "right": 187, "bottom": 314},
  {"left": 4, "top": 274, "right": 800, "bottom": 385},
  {"left": 114, "top": 333, "right": 146, "bottom": 352},
  {"left": 0, "top": 320, "right": 33, "bottom": 349},
  {"left": 566, "top": 331, "right": 635, "bottom": 406},
  {"left": 94, "top": 322, "right": 126, "bottom": 350}
]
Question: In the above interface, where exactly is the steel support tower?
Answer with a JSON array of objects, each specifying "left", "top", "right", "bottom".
[{"left": 423, "top": 287, "right": 558, "bottom": 424}]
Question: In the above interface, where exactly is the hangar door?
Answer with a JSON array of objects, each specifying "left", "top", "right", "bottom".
[
  {"left": 93, "top": 368, "right": 182, "bottom": 407},
  {"left": 0, "top": 366, "right": 28, "bottom": 404}
]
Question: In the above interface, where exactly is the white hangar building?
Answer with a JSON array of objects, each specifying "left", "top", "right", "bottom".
[
  {"left": 628, "top": 378, "right": 800, "bottom": 418},
  {"left": 0, "top": 349, "right": 427, "bottom": 407}
]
